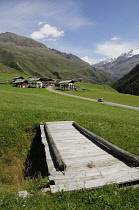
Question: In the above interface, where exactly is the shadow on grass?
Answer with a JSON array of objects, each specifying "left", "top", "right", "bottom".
[{"left": 24, "top": 126, "right": 48, "bottom": 178}]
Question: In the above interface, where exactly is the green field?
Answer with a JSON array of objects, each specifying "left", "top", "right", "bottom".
[
  {"left": 55, "top": 82, "right": 139, "bottom": 107},
  {"left": 0, "top": 72, "right": 30, "bottom": 83},
  {"left": 0, "top": 73, "right": 139, "bottom": 209}
]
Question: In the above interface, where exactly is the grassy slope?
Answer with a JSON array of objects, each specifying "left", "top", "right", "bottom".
[
  {"left": 0, "top": 41, "right": 112, "bottom": 84},
  {"left": 0, "top": 73, "right": 139, "bottom": 209},
  {"left": 0, "top": 72, "right": 29, "bottom": 83},
  {"left": 0, "top": 63, "right": 20, "bottom": 75},
  {"left": 112, "top": 64, "right": 139, "bottom": 96},
  {"left": 56, "top": 82, "right": 139, "bottom": 107}
]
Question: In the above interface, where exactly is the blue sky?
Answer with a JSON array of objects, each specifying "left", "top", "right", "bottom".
[{"left": 0, "top": 0, "right": 139, "bottom": 64}]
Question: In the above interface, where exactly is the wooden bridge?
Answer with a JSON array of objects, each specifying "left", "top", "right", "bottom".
[{"left": 40, "top": 121, "right": 139, "bottom": 193}]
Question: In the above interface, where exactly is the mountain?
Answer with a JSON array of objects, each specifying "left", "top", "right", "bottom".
[
  {"left": 120, "top": 49, "right": 139, "bottom": 58},
  {"left": 94, "top": 57, "right": 116, "bottom": 66},
  {"left": 94, "top": 49, "right": 139, "bottom": 79},
  {"left": 0, "top": 32, "right": 46, "bottom": 48},
  {"left": 0, "top": 32, "right": 113, "bottom": 84},
  {"left": 112, "top": 64, "right": 139, "bottom": 96},
  {"left": 50, "top": 48, "right": 89, "bottom": 66}
]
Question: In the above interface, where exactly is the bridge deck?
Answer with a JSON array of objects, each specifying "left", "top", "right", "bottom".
[{"left": 40, "top": 121, "right": 139, "bottom": 193}]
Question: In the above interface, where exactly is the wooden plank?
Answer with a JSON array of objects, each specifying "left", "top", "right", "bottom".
[
  {"left": 57, "top": 147, "right": 105, "bottom": 154},
  {"left": 40, "top": 121, "right": 139, "bottom": 193},
  {"left": 50, "top": 171, "right": 139, "bottom": 193},
  {"left": 73, "top": 122, "right": 139, "bottom": 166},
  {"left": 63, "top": 155, "right": 116, "bottom": 165},
  {"left": 54, "top": 175, "right": 103, "bottom": 185},
  {"left": 40, "top": 124, "right": 56, "bottom": 174},
  {"left": 44, "top": 123, "right": 66, "bottom": 171},
  {"left": 50, "top": 169, "right": 101, "bottom": 180},
  {"left": 50, "top": 167, "right": 139, "bottom": 182},
  {"left": 52, "top": 138, "right": 89, "bottom": 142}
]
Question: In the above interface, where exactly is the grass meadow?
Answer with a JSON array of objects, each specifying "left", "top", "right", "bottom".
[
  {"left": 55, "top": 82, "right": 139, "bottom": 107},
  {"left": 0, "top": 73, "right": 139, "bottom": 209}
]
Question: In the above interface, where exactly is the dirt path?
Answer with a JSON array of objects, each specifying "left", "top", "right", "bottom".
[{"left": 47, "top": 86, "right": 139, "bottom": 111}]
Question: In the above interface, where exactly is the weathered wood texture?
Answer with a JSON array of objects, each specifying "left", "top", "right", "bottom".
[
  {"left": 73, "top": 122, "right": 139, "bottom": 166},
  {"left": 40, "top": 121, "right": 139, "bottom": 193},
  {"left": 44, "top": 123, "right": 66, "bottom": 171}
]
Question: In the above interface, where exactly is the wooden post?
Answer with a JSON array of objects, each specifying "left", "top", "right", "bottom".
[
  {"left": 44, "top": 123, "right": 66, "bottom": 171},
  {"left": 73, "top": 122, "right": 139, "bottom": 167}
]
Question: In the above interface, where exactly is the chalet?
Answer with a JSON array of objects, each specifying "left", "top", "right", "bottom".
[
  {"left": 57, "top": 80, "right": 77, "bottom": 91},
  {"left": 27, "top": 77, "right": 41, "bottom": 88},
  {"left": 13, "top": 79, "right": 29, "bottom": 88},
  {"left": 12, "top": 76, "right": 24, "bottom": 82},
  {"left": 29, "top": 81, "right": 42, "bottom": 88},
  {"left": 39, "top": 78, "right": 55, "bottom": 87},
  {"left": 28, "top": 77, "right": 40, "bottom": 82},
  {"left": 74, "top": 78, "right": 84, "bottom": 82}
]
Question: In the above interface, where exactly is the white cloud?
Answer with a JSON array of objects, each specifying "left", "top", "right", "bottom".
[
  {"left": 81, "top": 56, "right": 100, "bottom": 65},
  {"left": 31, "top": 31, "right": 45, "bottom": 39},
  {"left": 43, "top": 38, "right": 57, "bottom": 42},
  {"left": 111, "top": 36, "right": 120, "bottom": 41},
  {"left": 95, "top": 41, "right": 135, "bottom": 58},
  {"left": 38, "top": 21, "right": 46, "bottom": 26},
  {"left": 81, "top": 41, "right": 138, "bottom": 64},
  {"left": 30, "top": 24, "right": 64, "bottom": 41}
]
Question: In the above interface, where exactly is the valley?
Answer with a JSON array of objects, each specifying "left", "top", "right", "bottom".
[{"left": 0, "top": 32, "right": 139, "bottom": 209}]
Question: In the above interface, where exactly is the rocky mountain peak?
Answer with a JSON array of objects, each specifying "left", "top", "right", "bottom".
[
  {"left": 0, "top": 32, "right": 46, "bottom": 48},
  {"left": 93, "top": 48, "right": 139, "bottom": 79}
]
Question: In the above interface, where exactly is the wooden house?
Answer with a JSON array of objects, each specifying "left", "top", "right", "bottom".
[
  {"left": 13, "top": 79, "right": 29, "bottom": 88},
  {"left": 28, "top": 77, "right": 40, "bottom": 82},
  {"left": 39, "top": 78, "right": 55, "bottom": 87},
  {"left": 58, "top": 80, "right": 77, "bottom": 91},
  {"left": 74, "top": 78, "right": 84, "bottom": 82},
  {"left": 28, "top": 81, "right": 43, "bottom": 88},
  {"left": 12, "top": 76, "right": 24, "bottom": 82},
  {"left": 27, "top": 77, "right": 42, "bottom": 88}
]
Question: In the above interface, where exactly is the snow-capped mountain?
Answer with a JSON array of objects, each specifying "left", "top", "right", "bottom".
[
  {"left": 94, "top": 57, "right": 116, "bottom": 66},
  {"left": 94, "top": 48, "right": 139, "bottom": 67},
  {"left": 94, "top": 48, "right": 139, "bottom": 79},
  {"left": 119, "top": 48, "right": 139, "bottom": 58}
]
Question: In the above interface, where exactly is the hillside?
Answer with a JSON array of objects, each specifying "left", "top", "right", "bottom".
[
  {"left": 0, "top": 32, "right": 113, "bottom": 84},
  {"left": 51, "top": 48, "right": 89, "bottom": 66},
  {"left": 112, "top": 64, "right": 139, "bottom": 96},
  {"left": 94, "top": 50, "right": 139, "bottom": 79}
]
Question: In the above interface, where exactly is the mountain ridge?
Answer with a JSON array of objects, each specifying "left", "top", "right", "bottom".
[
  {"left": 94, "top": 49, "right": 139, "bottom": 79},
  {"left": 0, "top": 32, "right": 46, "bottom": 48},
  {"left": 0, "top": 32, "right": 113, "bottom": 84},
  {"left": 50, "top": 48, "right": 89, "bottom": 66},
  {"left": 112, "top": 64, "right": 139, "bottom": 96}
]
